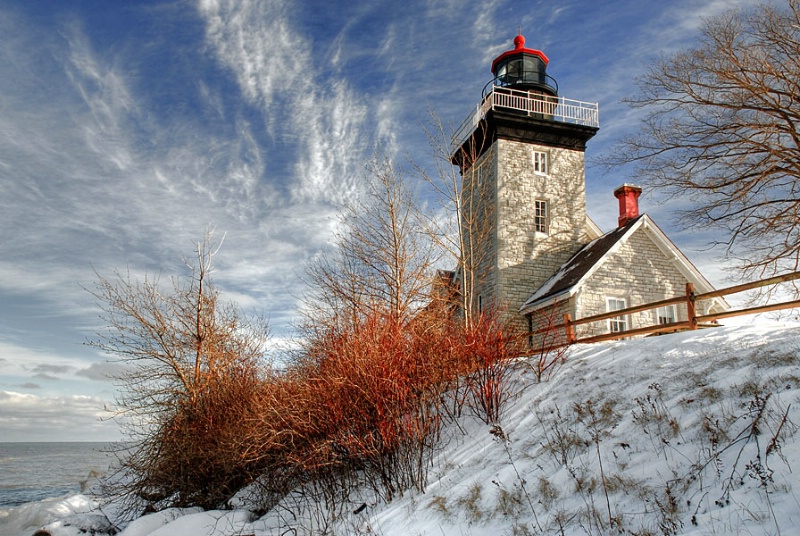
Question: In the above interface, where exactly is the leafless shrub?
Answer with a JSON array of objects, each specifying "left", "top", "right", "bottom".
[
  {"left": 91, "top": 233, "right": 273, "bottom": 514},
  {"left": 460, "top": 312, "right": 525, "bottom": 425}
]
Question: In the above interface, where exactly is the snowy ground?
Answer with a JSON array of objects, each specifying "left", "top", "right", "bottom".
[{"left": 3, "top": 317, "right": 799, "bottom": 535}]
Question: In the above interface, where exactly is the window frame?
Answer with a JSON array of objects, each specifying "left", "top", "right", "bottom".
[
  {"left": 606, "top": 297, "right": 628, "bottom": 333},
  {"left": 655, "top": 305, "right": 677, "bottom": 325},
  {"left": 533, "top": 150, "right": 549, "bottom": 175},
  {"left": 534, "top": 199, "right": 549, "bottom": 234}
]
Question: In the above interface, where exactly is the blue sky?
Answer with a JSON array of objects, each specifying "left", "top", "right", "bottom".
[{"left": 0, "top": 0, "right": 775, "bottom": 442}]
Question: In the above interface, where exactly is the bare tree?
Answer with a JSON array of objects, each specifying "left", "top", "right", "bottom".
[
  {"left": 611, "top": 0, "right": 800, "bottom": 280},
  {"left": 417, "top": 112, "right": 494, "bottom": 327},
  {"left": 89, "top": 233, "right": 272, "bottom": 512},
  {"left": 302, "top": 157, "right": 437, "bottom": 329}
]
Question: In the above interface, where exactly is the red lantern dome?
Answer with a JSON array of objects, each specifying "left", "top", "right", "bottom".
[{"left": 485, "top": 34, "right": 557, "bottom": 98}]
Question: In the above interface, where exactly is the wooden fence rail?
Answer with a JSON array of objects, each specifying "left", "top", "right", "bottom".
[{"left": 531, "top": 271, "right": 800, "bottom": 352}]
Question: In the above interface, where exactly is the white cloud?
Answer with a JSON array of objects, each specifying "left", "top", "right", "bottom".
[
  {"left": 198, "top": 0, "right": 373, "bottom": 206},
  {"left": 0, "top": 340, "right": 113, "bottom": 383},
  {"left": 199, "top": 0, "right": 308, "bottom": 112},
  {"left": 0, "top": 390, "right": 119, "bottom": 442},
  {"left": 0, "top": 5, "right": 333, "bottom": 346},
  {"left": 75, "top": 361, "right": 132, "bottom": 382},
  {"left": 472, "top": 0, "right": 505, "bottom": 66},
  {"left": 291, "top": 82, "right": 368, "bottom": 203},
  {"left": 64, "top": 20, "right": 136, "bottom": 173}
]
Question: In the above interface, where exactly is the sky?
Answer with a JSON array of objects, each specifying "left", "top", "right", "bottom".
[{"left": 0, "top": 0, "right": 782, "bottom": 442}]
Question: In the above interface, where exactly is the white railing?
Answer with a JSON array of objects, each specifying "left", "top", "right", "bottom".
[{"left": 451, "top": 87, "right": 599, "bottom": 154}]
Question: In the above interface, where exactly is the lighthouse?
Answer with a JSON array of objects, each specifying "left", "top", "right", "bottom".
[{"left": 451, "top": 34, "right": 600, "bottom": 328}]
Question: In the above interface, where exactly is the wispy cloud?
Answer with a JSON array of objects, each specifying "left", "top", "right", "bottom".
[
  {"left": 64, "top": 20, "right": 137, "bottom": 173},
  {"left": 0, "top": 3, "right": 345, "bottom": 347},
  {"left": 198, "top": 0, "right": 374, "bottom": 205},
  {"left": 199, "top": 0, "right": 308, "bottom": 113}
]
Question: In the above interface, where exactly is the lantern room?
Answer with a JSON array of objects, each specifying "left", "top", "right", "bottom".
[
  {"left": 484, "top": 34, "right": 558, "bottom": 98},
  {"left": 450, "top": 33, "right": 598, "bottom": 165}
]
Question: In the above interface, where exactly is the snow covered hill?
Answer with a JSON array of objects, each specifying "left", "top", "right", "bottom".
[{"left": 4, "top": 318, "right": 800, "bottom": 535}]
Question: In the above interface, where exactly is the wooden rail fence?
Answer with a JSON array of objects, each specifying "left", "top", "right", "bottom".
[{"left": 532, "top": 271, "right": 800, "bottom": 351}]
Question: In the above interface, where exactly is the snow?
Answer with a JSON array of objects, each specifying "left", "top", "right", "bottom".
[
  {"left": 144, "top": 510, "right": 256, "bottom": 536},
  {"left": 2, "top": 316, "right": 799, "bottom": 535},
  {"left": 117, "top": 508, "right": 203, "bottom": 536},
  {"left": 34, "top": 512, "right": 117, "bottom": 536},
  {"left": 0, "top": 495, "right": 99, "bottom": 536}
]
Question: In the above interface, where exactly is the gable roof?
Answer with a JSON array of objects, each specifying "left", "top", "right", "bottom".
[{"left": 519, "top": 214, "right": 724, "bottom": 314}]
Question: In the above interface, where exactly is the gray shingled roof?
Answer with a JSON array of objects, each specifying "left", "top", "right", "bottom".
[{"left": 520, "top": 215, "right": 643, "bottom": 312}]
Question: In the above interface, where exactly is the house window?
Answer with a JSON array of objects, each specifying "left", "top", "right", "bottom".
[
  {"left": 533, "top": 151, "right": 548, "bottom": 175},
  {"left": 656, "top": 305, "right": 676, "bottom": 325},
  {"left": 534, "top": 199, "right": 548, "bottom": 233},
  {"left": 607, "top": 298, "right": 628, "bottom": 333}
]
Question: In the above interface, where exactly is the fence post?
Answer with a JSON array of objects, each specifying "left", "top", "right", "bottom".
[
  {"left": 686, "top": 282, "right": 698, "bottom": 330},
  {"left": 564, "top": 313, "right": 576, "bottom": 345}
]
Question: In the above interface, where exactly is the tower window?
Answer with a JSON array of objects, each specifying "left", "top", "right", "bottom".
[
  {"left": 533, "top": 151, "right": 548, "bottom": 175},
  {"left": 471, "top": 163, "right": 485, "bottom": 187},
  {"left": 534, "top": 199, "right": 548, "bottom": 233},
  {"left": 606, "top": 298, "right": 628, "bottom": 333}
]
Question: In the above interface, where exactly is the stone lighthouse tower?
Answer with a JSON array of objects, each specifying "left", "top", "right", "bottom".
[{"left": 451, "top": 34, "right": 600, "bottom": 327}]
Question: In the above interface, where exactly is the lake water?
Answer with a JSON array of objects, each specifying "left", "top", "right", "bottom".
[{"left": 0, "top": 442, "right": 115, "bottom": 507}]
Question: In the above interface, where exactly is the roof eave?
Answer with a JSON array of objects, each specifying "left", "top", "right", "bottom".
[{"left": 520, "top": 288, "right": 575, "bottom": 315}]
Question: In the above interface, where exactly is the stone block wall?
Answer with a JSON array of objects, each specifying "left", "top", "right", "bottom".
[{"left": 494, "top": 138, "right": 589, "bottom": 330}]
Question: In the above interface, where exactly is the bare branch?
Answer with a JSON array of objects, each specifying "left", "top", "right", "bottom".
[{"left": 607, "top": 1, "right": 800, "bottom": 280}]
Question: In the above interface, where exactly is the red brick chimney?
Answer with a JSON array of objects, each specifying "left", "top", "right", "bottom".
[{"left": 613, "top": 184, "right": 642, "bottom": 227}]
